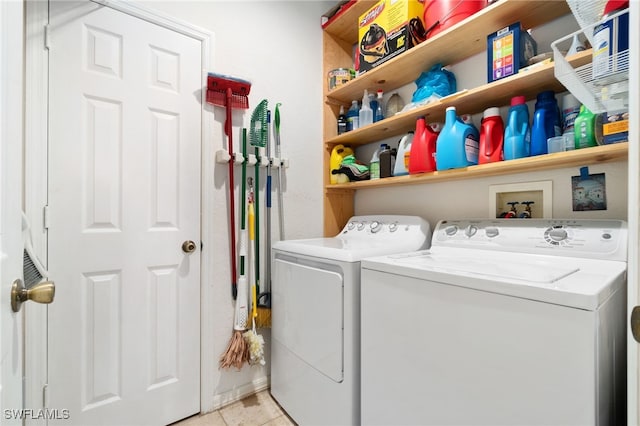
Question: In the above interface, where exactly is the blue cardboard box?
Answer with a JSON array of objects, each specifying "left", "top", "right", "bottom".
[{"left": 487, "top": 22, "right": 537, "bottom": 83}]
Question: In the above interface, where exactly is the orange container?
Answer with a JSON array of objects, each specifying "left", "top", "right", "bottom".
[{"left": 423, "top": 0, "right": 486, "bottom": 38}]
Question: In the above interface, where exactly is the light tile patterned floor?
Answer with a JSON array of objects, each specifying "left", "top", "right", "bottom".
[{"left": 174, "top": 390, "right": 297, "bottom": 426}]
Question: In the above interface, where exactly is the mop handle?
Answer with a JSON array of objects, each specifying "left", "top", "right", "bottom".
[{"left": 275, "top": 103, "right": 284, "bottom": 241}]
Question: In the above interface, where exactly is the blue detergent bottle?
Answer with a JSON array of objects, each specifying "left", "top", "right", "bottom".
[
  {"left": 435, "top": 106, "right": 479, "bottom": 171},
  {"left": 503, "top": 95, "right": 531, "bottom": 160},
  {"left": 530, "top": 90, "right": 561, "bottom": 156}
]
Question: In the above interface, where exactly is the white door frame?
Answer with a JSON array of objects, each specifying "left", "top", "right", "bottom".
[
  {"left": 628, "top": 2, "right": 639, "bottom": 424},
  {"left": 24, "top": 0, "right": 218, "bottom": 415}
]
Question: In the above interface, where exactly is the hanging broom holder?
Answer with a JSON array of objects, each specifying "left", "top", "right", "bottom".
[{"left": 215, "top": 149, "right": 289, "bottom": 168}]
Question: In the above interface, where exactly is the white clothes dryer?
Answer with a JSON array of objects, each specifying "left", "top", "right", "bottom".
[
  {"left": 361, "top": 219, "right": 627, "bottom": 426},
  {"left": 271, "top": 215, "right": 431, "bottom": 426}
]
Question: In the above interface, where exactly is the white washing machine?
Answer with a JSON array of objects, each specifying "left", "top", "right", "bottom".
[
  {"left": 361, "top": 219, "right": 628, "bottom": 426},
  {"left": 271, "top": 215, "right": 431, "bottom": 426}
]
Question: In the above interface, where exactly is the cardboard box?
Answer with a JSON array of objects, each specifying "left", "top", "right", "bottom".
[
  {"left": 602, "top": 110, "right": 629, "bottom": 144},
  {"left": 357, "top": 0, "right": 426, "bottom": 75},
  {"left": 487, "top": 22, "right": 537, "bottom": 83}
]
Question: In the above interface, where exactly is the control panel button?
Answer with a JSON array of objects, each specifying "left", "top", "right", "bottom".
[
  {"left": 356, "top": 222, "right": 365, "bottom": 231},
  {"left": 389, "top": 222, "right": 398, "bottom": 232},
  {"left": 485, "top": 227, "right": 499, "bottom": 238},
  {"left": 549, "top": 228, "right": 568, "bottom": 241},
  {"left": 465, "top": 225, "right": 478, "bottom": 238},
  {"left": 602, "top": 233, "right": 612, "bottom": 240},
  {"left": 347, "top": 222, "right": 355, "bottom": 230},
  {"left": 445, "top": 225, "right": 458, "bottom": 236},
  {"left": 370, "top": 221, "right": 382, "bottom": 233}
]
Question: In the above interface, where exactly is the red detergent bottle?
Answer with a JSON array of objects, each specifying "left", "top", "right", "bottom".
[
  {"left": 409, "top": 117, "right": 438, "bottom": 174},
  {"left": 478, "top": 107, "right": 505, "bottom": 164}
]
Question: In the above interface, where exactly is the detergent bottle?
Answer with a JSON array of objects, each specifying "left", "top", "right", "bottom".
[
  {"left": 435, "top": 106, "right": 479, "bottom": 170},
  {"left": 409, "top": 117, "right": 438, "bottom": 174},
  {"left": 531, "top": 90, "right": 561, "bottom": 156},
  {"left": 393, "top": 132, "right": 414, "bottom": 176},
  {"left": 574, "top": 105, "right": 603, "bottom": 149},
  {"left": 369, "top": 144, "right": 385, "bottom": 180},
  {"left": 503, "top": 96, "right": 531, "bottom": 160},
  {"left": 478, "top": 107, "right": 505, "bottom": 164},
  {"left": 330, "top": 144, "right": 354, "bottom": 184},
  {"left": 379, "top": 144, "right": 394, "bottom": 178}
]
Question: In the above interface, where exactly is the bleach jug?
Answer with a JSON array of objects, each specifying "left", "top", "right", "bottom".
[
  {"left": 503, "top": 96, "right": 530, "bottom": 160},
  {"left": 409, "top": 117, "right": 438, "bottom": 174},
  {"left": 478, "top": 107, "right": 504, "bottom": 164},
  {"left": 330, "top": 144, "right": 354, "bottom": 184},
  {"left": 435, "top": 106, "right": 479, "bottom": 170},
  {"left": 531, "top": 90, "right": 561, "bottom": 156},
  {"left": 393, "top": 132, "right": 414, "bottom": 176}
]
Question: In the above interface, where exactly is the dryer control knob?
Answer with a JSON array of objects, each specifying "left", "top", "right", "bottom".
[
  {"left": 370, "top": 221, "right": 382, "bottom": 233},
  {"left": 389, "top": 222, "right": 398, "bottom": 232},
  {"left": 548, "top": 228, "right": 568, "bottom": 242},
  {"left": 485, "top": 227, "right": 499, "bottom": 238},
  {"left": 347, "top": 222, "right": 356, "bottom": 230},
  {"left": 465, "top": 225, "right": 478, "bottom": 237},
  {"left": 445, "top": 225, "right": 458, "bottom": 236},
  {"left": 357, "top": 222, "right": 365, "bottom": 231}
]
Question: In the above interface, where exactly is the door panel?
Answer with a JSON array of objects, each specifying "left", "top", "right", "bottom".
[{"left": 47, "top": 2, "right": 201, "bottom": 424}]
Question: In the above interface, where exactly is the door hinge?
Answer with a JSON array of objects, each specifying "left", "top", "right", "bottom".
[
  {"left": 43, "top": 205, "right": 50, "bottom": 230},
  {"left": 43, "top": 383, "right": 49, "bottom": 408},
  {"left": 44, "top": 24, "right": 51, "bottom": 50}
]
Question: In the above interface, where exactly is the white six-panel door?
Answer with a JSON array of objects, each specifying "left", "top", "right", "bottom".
[{"left": 47, "top": 2, "right": 201, "bottom": 424}]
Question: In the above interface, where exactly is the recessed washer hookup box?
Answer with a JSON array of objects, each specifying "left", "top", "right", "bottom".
[{"left": 487, "top": 22, "right": 537, "bottom": 83}]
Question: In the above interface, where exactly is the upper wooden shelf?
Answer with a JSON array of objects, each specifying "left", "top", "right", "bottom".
[
  {"left": 326, "top": 143, "right": 629, "bottom": 191},
  {"left": 324, "top": 0, "right": 570, "bottom": 105},
  {"left": 325, "top": 50, "right": 592, "bottom": 147}
]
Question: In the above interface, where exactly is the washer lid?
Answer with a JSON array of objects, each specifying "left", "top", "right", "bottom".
[{"left": 362, "top": 249, "right": 627, "bottom": 310}]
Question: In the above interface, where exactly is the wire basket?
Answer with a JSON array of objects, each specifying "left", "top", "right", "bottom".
[
  {"left": 552, "top": 7, "right": 629, "bottom": 114},
  {"left": 565, "top": 0, "right": 607, "bottom": 46}
]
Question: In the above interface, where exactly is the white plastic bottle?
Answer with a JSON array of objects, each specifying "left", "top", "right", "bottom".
[
  {"left": 386, "top": 92, "right": 405, "bottom": 117},
  {"left": 359, "top": 89, "right": 373, "bottom": 127}
]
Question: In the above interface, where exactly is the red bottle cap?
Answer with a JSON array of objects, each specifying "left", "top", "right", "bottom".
[
  {"left": 511, "top": 96, "right": 526, "bottom": 106},
  {"left": 604, "top": 0, "right": 628, "bottom": 15}
]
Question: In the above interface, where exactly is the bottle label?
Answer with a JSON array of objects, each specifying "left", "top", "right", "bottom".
[
  {"left": 562, "top": 106, "right": 580, "bottom": 132},
  {"left": 370, "top": 162, "right": 380, "bottom": 179},
  {"left": 465, "top": 135, "right": 479, "bottom": 164}
]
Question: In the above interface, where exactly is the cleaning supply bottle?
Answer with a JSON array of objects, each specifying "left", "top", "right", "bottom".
[
  {"left": 346, "top": 100, "right": 359, "bottom": 131},
  {"left": 561, "top": 93, "right": 580, "bottom": 134},
  {"left": 574, "top": 105, "right": 603, "bottom": 149},
  {"left": 409, "top": 117, "right": 438, "bottom": 174},
  {"left": 359, "top": 89, "right": 373, "bottom": 127},
  {"left": 337, "top": 105, "right": 347, "bottom": 135},
  {"left": 531, "top": 90, "right": 561, "bottom": 156},
  {"left": 478, "top": 107, "right": 505, "bottom": 164},
  {"left": 393, "top": 132, "right": 414, "bottom": 176},
  {"left": 379, "top": 144, "right": 394, "bottom": 178},
  {"left": 503, "top": 95, "right": 530, "bottom": 160},
  {"left": 435, "top": 106, "right": 479, "bottom": 170},
  {"left": 329, "top": 144, "right": 354, "bottom": 184},
  {"left": 369, "top": 144, "right": 385, "bottom": 180},
  {"left": 386, "top": 92, "right": 405, "bottom": 117},
  {"left": 374, "top": 89, "right": 385, "bottom": 122}
]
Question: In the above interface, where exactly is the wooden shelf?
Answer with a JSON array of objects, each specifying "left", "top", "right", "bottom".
[
  {"left": 325, "top": 50, "right": 593, "bottom": 147},
  {"left": 324, "top": 0, "right": 570, "bottom": 106},
  {"left": 326, "top": 143, "right": 628, "bottom": 191}
]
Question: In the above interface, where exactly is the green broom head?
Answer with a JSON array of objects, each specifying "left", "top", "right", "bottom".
[{"left": 250, "top": 99, "right": 268, "bottom": 148}]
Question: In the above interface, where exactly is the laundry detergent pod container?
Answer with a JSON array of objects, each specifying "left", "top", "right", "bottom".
[{"left": 435, "top": 106, "right": 479, "bottom": 170}]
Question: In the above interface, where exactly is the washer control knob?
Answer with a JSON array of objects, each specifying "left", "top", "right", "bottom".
[
  {"left": 485, "top": 227, "right": 499, "bottom": 238},
  {"left": 357, "top": 222, "right": 365, "bottom": 231},
  {"left": 465, "top": 225, "right": 478, "bottom": 237},
  {"left": 370, "top": 221, "right": 382, "bottom": 233},
  {"left": 445, "top": 225, "right": 458, "bottom": 236},
  {"left": 549, "top": 228, "right": 568, "bottom": 242},
  {"left": 347, "top": 222, "right": 355, "bottom": 230},
  {"left": 389, "top": 222, "right": 398, "bottom": 232}
]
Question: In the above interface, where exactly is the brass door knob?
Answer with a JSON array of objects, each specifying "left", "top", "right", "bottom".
[
  {"left": 11, "top": 279, "right": 55, "bottom": 313},
  {"left": 182, "top": 240, "right": 197, "bottom": 253}
]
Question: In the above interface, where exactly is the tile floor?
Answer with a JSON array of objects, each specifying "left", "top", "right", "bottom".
[{"left": 173, "top": 390, "right": 297, "bottom": 426}]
